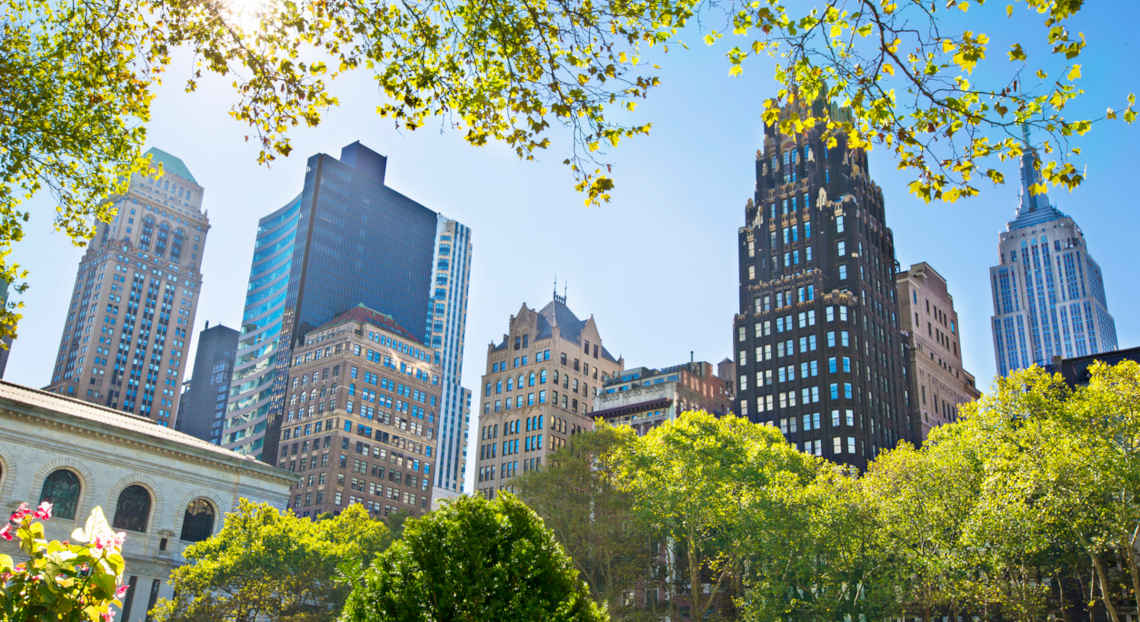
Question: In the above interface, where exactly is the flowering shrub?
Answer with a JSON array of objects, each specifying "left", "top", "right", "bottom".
[{"left": 0, "top": 502, "right": 129, "bottom": 622}]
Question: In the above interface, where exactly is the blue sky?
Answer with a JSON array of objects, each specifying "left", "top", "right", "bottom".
[{"left": 6, "top": 4, "right": 1137, "bottom": 468}]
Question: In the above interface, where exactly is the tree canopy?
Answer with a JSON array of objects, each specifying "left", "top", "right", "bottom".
[
  {"left": 341, "top": 492, "right": 608, "bottom": 622},
  {"left": 1, "top": 0, "right": 1134, "bottom": 337},
  {"left": 514, "top": 425, "right": 661, "bottom": 620},
  {"left": 150, "top": 500, "right": 391, "bottom": 622}
]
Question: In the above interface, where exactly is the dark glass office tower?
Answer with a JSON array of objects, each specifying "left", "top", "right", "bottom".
[
  {"left": 224, "top": 143, "right": 471, "bottom": 469},
  {"left": 732, "top": 104, "right": 912, "bottom": 470},
  {"left": 176, "top": 322, "right": 239, "bottom": 443}
]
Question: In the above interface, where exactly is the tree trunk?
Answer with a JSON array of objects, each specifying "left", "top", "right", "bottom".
[
  {"left": 688, "top": 540, "right": 704, "bottom": 622},
  {"left": 1122, "top": 539, "right": 1140, "bottom": 620},
  {"left": 1091, "top": 553, "right": 1122, "bottom": 622}
]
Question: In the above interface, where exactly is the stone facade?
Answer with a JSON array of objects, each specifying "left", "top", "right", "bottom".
[
  {"left": 277, "top": 305, "right": 440, "bottom": 518},
  {"left": 474, "top": 291, "right": 623, "bottom": 498},
  {"left": 896, "top": 262, "right": 980, "bottom": 440},
  {"left": 0, "top": 381, "right": 292, "bottom": 621},
  {"left": 47, "top": 148, "right": 209, "bottom": 426}
]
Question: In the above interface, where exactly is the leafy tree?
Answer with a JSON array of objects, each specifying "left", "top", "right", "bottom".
[
  {"left": 739, "top": 462, "right": 898, "bottom": 621},
  {"left": 0, "top": 502, "right": 129, "bottom": 622},
  {"left": 3, "top": 0, "right": 1134, "bottom": 337},
  {"left": 341, "top": 492, "right": 607, "bottom": 622},
  {"left": 150, "top": 500, "right": 390, "bottom": 622},
  {"left": 610, "top": 411, "right": 818, "bottom": 622},
  {"left": 515, "top": 426, "right": 660, "bottom": 620}
]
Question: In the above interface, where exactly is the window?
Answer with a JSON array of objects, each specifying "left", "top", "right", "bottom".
[
  {"left": 837, "top": 241, "right": 846, "bottom": 256},
  {"left": 112, "top": 485, "right": 152, "bottom": 532},
  {"left": 838, "top": 264, "right": 847, "bottom": 280},
  {"left": 39, "top": 469, "right": 81, "bottom": 520},
  {"left": 180, "top": 499, "right": 215, "bottom": 542},
  {"left": 836, "top": 216, "right": 845, "bottom": 233}
]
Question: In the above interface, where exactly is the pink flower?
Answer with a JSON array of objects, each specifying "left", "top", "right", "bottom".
[
  {"left": 102, "top": 609, "right": 116, "bottom": 622},
  {"left": 115, "top": 584, "right": 130, "bottom": 599},
  {"left": 113, "top": 532, "right": 126, "bottom": 548},
  {"left": 10, "top": 503, "right": 30, "bottom": 522},
  {"left": 34, "top": 501, "right": 52, "bottom": 520},
  {"left": 0, "top": 523, "right": 13, "bottom": 541}
]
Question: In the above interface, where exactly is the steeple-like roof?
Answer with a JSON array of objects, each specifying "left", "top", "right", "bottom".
[
  {"left": 145, "top": 147, "right": 199, "bottom": 185},
  {"left": 1009, "top": 126, "right": 1068, "bottom": 230}
]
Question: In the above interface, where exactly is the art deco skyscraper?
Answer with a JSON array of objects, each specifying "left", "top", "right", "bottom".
[
  {"left": 223, "top": 142, "right": 472, "bottom": 483},
  {"left": 48, "top": 149, "right": 209, "bottom": 425},
  {"left": 732, "top": 104, "right": 912, "bottom": 470},
  {"left": 989, "top": 130, "right": 1117, "bottom": 376}
]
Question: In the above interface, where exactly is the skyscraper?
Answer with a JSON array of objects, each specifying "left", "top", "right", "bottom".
[
  {"left": 427, "top": 218, "right": 473, "bottom": 502},
  {"left": 176, "top": 322, "right": 239, "bottom": 443},
  {"left": 222, "top": 143, "right": 471, "bottom": 472},
  {"left": 474, "top": 289, "right": 623, "bottom": 498},
  {"left": 47, "top": 148, "right": 209, "bottom": 424},
  {"left": 989, "top": 129, "right": 1118, "bottom": 376},
  {"left": 0, "top": 277, "right": 12, "bottom": 379},
  {"left": 732, "top": 104, "right": 912, "bottom": 470}
]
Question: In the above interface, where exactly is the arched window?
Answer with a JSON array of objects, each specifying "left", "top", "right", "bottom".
[
  {"left": 180, "top": 499, "right": 215, "bottom": 542},
  {"left": 112, "top": 485, "right": 152, "bottom": 532},
  {"left": 39, "top": 469, "right": 81, "bottom": 520}
]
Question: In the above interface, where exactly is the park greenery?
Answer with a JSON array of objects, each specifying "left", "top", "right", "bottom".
[
  {"left": 8, "top": 360, "right": 1136, "bottom": 620},
  {"left": 1, "top": 0, "right": 1135, "bottom": 337},
  {"left": 514, "top": 360, "right": 1140, "bottom": 621},
  {"left": 150, "top": 500, "right": 391, "bottom": 621}
]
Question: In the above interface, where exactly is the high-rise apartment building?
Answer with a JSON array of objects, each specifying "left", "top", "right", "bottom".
[
  {"left": 279, "top": 305, "right": 439, "bottom": 517},
  {"left": 0, "top": 277, "right": 12, "bottom": 379},
  {"left": 223, "top": 143, "right": 471, "bottom": 475},
  {"left": 48, "top": 148, "right": 209, "bottom": 424},
  {"left": 175, "top": 322, "right": 239, "bottom": 443},
  {"left": 591, "top": 360, "right": 734, "bottom": 436},
  {"left": 474, "top": 290, "right": 623, "bottom": 498},
  {"left": 896, "top": 263, "right": 980, "bottom": 440},
  {"left": 427, "top": 218, "right": 473, "bottom": 502},
  {"left": 989, "top": 129, "right": 1117, "bottom": 376},
  {"left": 732, "top": 104, "right": 912, "bottom": 470}
]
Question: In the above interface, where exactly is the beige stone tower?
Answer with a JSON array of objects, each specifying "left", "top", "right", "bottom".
[{"left": 47, "top": 149, "right": 209, "bottom": 426}]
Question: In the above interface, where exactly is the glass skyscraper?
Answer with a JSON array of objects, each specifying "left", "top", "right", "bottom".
[
  {"left": 223, "top": 143, "right": 472, "bottom": 494},
  {"left": 427, "top": 219, "right": 473, "bottom": 501},
  {"left": 989, "top": 129, "right": 1117, "bottom": 376}
]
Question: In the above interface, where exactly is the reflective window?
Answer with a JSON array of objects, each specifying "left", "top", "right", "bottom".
[
  {"left": 180, "top": 499, "right": 216, "bottom": 542},
  {"left": 39, "top": 469, "right": 81, "bottom": 520},
  {"left": 112, "top": 485, "right": 152, "bottom": 532}
]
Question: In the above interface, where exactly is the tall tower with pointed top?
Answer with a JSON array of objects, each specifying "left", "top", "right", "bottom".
[
  {"left": 733, "top": 101, "right": 913, "bottom": 470},
  {"left": 988, "top": 130, "right": 1117, "bottom": 376}
]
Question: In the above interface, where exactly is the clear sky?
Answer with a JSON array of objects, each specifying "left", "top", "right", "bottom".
[{"left": 6, "top": 4, "right": 1137, "bottom": 487}]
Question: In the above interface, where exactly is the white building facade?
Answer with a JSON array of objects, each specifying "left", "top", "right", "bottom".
[{"left": 0, "top": 382, "right": 293, "bottom": 621}]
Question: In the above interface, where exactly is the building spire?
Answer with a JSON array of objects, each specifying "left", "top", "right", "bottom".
[
  {"left": 553, "top": 276, "right": 567, "bottom": 305},
  {"left": 1017, "top": 123, "right": 1050, "bottom": 217}
]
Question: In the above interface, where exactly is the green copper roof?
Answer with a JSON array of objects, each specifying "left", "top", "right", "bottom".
[{"left": 145, "top": 147, "right": 198, "bottom": 185}]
